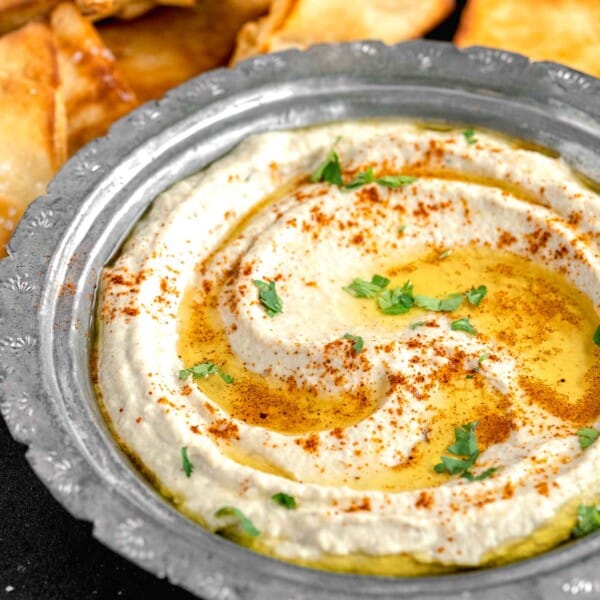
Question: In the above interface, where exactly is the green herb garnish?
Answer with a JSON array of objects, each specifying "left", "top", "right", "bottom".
[
  {"left": 577, "top": 427, "right": 600, "bottom": 449},
  {"left": 343, "top": 274, "right": 390, "bottom": 298},
  {"left": 434, "top": 421, "right": 496, "bottom": 481},
  {"left": 451, "top": 316, "right": 477, "bottom": 335},
  {"left": 310, "top": 149, "right": 343, "bottom": 185},
  {"left": 179, "top": 362, "right": 233, "bottom": 383},
  {"left": 343, "top": 166, "right": 375, "bottom": 189},
  {"left": 272, "top": 492, "right": 297, "bottom": 509},
  {"left": 311, "top": 148, "right": 417, "bottom": 190},
  {"left": 594, "top": 326, "right": 600, "bottom": 346},
  {"left": 438, "top": 249, "right": 452, "bottom": 260},
  {"left": 463, "top": 129, "right": 478, "bottom": 145},
  {"left": 572, "top": 504, "right": 600, "bottom": 538},
  {"left": 415, "top": 292, "right": 463, "bottom": 312},
  {"left": 181, "top": 447, "right": 194, "bottom": 478},
  {"left": 179, "top": 362, "right": 234, "bottom": 384},
  {"left": 375, "top": 175, "right": 418, "bottom": 188},
  {"left": 377, "top": 281, "right": 415, "bottom": 315},
  {"left": 466, "top": 285, "right": 488, "bottom": 307},
  {"left": 214, "top": 506, "right": 260, "bottom": 537},
  {"left": 398, "top": 224, "right": 407, "bottom": 234},
  {"left": 253, "top": 279, "right": 283, "bottom": 317},
  {"left": 343, "top": 333, "right": 364, "bottom": 353},
  {"left": 410, "top": 320, "right": 427, "bottom": 330}
]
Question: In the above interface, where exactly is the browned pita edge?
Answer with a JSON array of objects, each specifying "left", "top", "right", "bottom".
[
  {"left": 0, "top": 21, "right": 67, "bottom": 253},
  {"left": 51, "top": 1, "right": 138, "bottom": 153},
  {"left": 230, "top": 0, "right": 455, "bottom": 65}
]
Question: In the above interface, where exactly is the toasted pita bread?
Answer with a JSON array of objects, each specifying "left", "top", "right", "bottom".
[
  {"left": 230, "top": 0, "right": 455, "bottom": 64},
  {"left": 455, "top": 0, "right": 600, "bottom": 78},
  {"left": 0, "top": 0, "right": 58, "bottom": 34},
  {"left": 0, "top": 21, "right": 67, "bottom": 254},
  {"left": 51, "top": 2, "right": 138, "bottom": 153},
  {"left": 98, "top": 0, "right": 271, "bottom": 103}
]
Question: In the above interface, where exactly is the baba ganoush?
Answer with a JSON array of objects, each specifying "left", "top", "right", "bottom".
[{"left": 95, "top": 120, "right": 600, "bottom": 576}]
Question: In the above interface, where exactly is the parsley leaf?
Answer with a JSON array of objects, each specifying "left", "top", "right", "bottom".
[
  {"left": 377, "top": 281, "right": 415, "bottom": 315},
  {"left": 447, "top": 421, "right": 479, "bottom": 456},
  {"left": 577, "top": 427, "right": 600, "bottom": 449},
  {"left": 414, "top": 292, "right": 463, "bottom": 312},
  {"left": 463, "top": 467, "right": 498, "bottom": 481},
  {"left": 434, "top": 421, "right": 496, "bottom": 481},
  {"left": 572, "top": 504, "right": 600, "bottom": 538},
  {"left": 478, "top": 352, "right": 491, "bottom": 364},
  {"left": 410, "top": 320, "right": 427, "bottom": 330},
  {"left": 343, "top": 274, "right": 390, "bottom": 298},
  {"left": 181, "top": 447, "right": 194, "bottom": 477},
  {"left": 179, "top": 362, "right": 234, "bottom": 384},
  {"left": 214, "top": 506, "right": 260, "bottom": 537},
  {"left": 376, "top": 175, "right": 418, "bottom": 188},
  {"left": 463, "top": 129, "right": 478, "bottom": 145},
  {"left": 594, "top": 326, "right": 600, "bottom": 346},
  {"left": 272, "top": 492, "right": 297, "bottom": 509},
  {"left": 343, "top": 333, "right": 364, "bottom": 353},
  {"left": 310, "top": 149, "right": 343, "bottom": 185},
  {"left": 466, "top": 285, "right": 488, "bottom": 306},
  {"left": 434, "top": 453, "right": 479, "bottom": 475},
  {"left": 343, "top": 166, "right": 375, "bottom": 189},
  {"left": 451, "top": 316, "right": 477, "bottom": 335},
  {"left": 253, "top": 279, "right": 283, "bottom": 317}
]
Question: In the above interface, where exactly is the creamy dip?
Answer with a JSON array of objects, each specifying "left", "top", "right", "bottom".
[{"left": 96, "top": 121, "right": 600, "bottom": 575}]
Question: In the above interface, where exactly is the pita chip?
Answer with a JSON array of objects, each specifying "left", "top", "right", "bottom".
[
  {"left": 99, "top": 0, "right": 270, "bottom": 103},
  {"left": 51, "top": 2, "right": 138, "bottom": 153},
  {"left": 455, "top": 0, "right": 600, "bottom": 78},
  {"left": 0, "top": 21, "right": 67, "bottom": 254},
  {"left": 231, "top": 0, "right": 454, "bottom": 64}
]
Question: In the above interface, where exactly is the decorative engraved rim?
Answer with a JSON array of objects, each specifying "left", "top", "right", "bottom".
[{"left": 1, "top": 41, "right": 600, "bottom": 600}]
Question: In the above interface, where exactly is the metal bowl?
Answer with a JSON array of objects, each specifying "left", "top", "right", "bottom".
[{"left": 1, "top": 40, "right": 600, "bottom": 600}]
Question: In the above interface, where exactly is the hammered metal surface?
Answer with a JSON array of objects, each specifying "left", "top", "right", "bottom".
[{"left": 1, "top": 41, "right": 600, "bottom": 599}]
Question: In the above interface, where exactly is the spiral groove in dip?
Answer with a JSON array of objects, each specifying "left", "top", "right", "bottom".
[{"left": 97, "top": 121, "right": 600, "bottom": 573}]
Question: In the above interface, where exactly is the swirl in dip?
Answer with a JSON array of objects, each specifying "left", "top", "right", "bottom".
[{"left": 96, "top": 121, "right": 600, "bottom": 575}]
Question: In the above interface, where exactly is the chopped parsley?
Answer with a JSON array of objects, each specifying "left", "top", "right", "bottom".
[
  {"left": 438, "top": 249, "right": 452, "bottom": 260},
  {"left": 398, "top": 224, "right": 407, "bottom": 234},
  {"left": 594, "top": 325, "right": 600, "bottom": 346},
  {"left": 179, "top": 362, "right": 234, "bottom": 384},
  {"left": 415, "top": 292, "right": 463, "bottom": 312},
  {"left": 214, "top": 506, "right": 260, "bottom": 537},
  {"left": 343, "top": 274, "right": 390, "bottom": 298},
  {"left": 572, "top": 504, "right": 600, "bottom": 538},
  {"left": 343, "top": 166, "right": 375, "bottom": 189},
  {"left": 272, "top": 492, "right": 297, "bottom": 509},
  {"left": 343, "top": 333, "right": 364, "bottom": 353},
  {"left": 253, "top": 279, "right": 283, "bottom": 317},
  {"left": 311, "top": 147, "right": 417, "bottom": 190},
  {"left": 375, "top": 175, "right": 418, "bottom": 188},
  {"left": 577, "top": 427, "right": 600, "bottom": 449},
  {"left": 377, "top": 281, "right": 415, "bottom": 315},
  {"left": 463, "top": 128, "right": 478, "bottom": 145},
  {"left": 434, "top": 421, "right": 497, "bottom": 481},
  {"left": 310, "top": 148, "right": 343, "bottom": 185},
  {"left": 451, "top": 316, "right": 477, "bottom": 335},
  {"left": 478, "top": 352, "right": 491, "bottom": 364},
  {"left": 410, "top": 320, "right": 427, "bottom": 330},
  {"left": 181, "top": 447, "right": 194, "bottom": 477},
  {"left": 465, "top": 285, "right": 488, "bottom": 307}
]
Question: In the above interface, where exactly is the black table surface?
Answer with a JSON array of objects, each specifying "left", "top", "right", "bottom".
[{"left": 0, "top": 4, "right": 470, "bottom": 599}]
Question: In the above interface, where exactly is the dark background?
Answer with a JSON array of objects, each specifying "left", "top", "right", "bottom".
[{"left": 0, "top": 3, "right": 467, "bottom": 599}]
